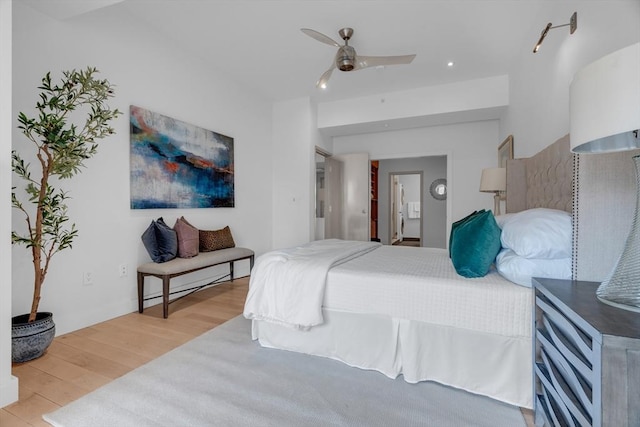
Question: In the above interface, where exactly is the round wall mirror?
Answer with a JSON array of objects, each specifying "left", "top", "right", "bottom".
[{"left": 429, "top": 178, "right": 447, "bottom": 200}]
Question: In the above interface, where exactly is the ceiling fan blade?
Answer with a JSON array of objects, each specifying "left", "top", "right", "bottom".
[
  {"left": 301, "top": 28, "right": 341, "bottom": 48},
  {"left": 316, "top": 65, "right": 335, "bottom": 89},
  {"left": 354, "top": 54, "right": 416, "bottom": 70}
]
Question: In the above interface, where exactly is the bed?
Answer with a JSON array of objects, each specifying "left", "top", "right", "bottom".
[{"left": 244, "top": 135, "right": 574, "bottom": 410}]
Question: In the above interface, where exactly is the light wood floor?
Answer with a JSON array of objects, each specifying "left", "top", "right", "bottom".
[
  {"left": 1, "top": 277, "right": 249, "bottom": 427},
  {"left": 1, "top": 276, "right": 534, "bottom": 426}
]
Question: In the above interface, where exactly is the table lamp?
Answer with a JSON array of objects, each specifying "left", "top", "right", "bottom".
[
  {"left": 570, "top": 42, "right": 640, "bottom": 312},
  {"left": 480, "top": 167, "right": 506, "bottom": 215}
]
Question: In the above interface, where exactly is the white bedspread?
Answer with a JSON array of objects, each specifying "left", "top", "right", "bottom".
[
  {"left": 325, "top": 245, "right": 532, "bottom": 338},
  {"left": 243, "top": 239, "right": 381, "bottom": 329}
]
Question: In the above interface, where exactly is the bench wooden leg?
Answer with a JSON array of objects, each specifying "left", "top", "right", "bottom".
[
  {"left": 162, "top": 276, "right": 170, "bottom": 319},
  {"left": 137, "top": 272, "right": 145, "bottom": 313},
  {"left": 230, "top": 261, "right": 234, "bottom": 282}
]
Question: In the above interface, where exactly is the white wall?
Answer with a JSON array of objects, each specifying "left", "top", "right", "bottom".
[
  {"left": 11, "top": 2, "right": 273, "bottom": 335},
  {"left": 272, "top": 97, "right": 331, "bottom": 248},
  {"left": 0, "top": 0, "right": 19, "bottom": 409},
  {"left": 272, "top": 98, "right": 313, "bottom": 248},
  {"left": 318, "top": 75, "right": 508, "bottom": 136},
  {"left": 502, "top": 0, "right": 640, "bottom": 157},
  {"left": 333, "top": 120, "right": 500, "bottom": 232}
]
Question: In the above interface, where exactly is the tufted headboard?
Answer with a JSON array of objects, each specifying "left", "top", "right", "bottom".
[
  {"left": 505, "top": 134, "right": 574, "bottom": 214},
  {"left": 572, "top": 146, "right": 640, "bottom": 281},
  {"left": 503, "top": 134, "right": 640, "bottom": 282}
]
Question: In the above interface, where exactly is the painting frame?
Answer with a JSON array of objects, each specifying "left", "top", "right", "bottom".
[
  {"left": 498, "top": 135, "right": 514, "bottom": 168},
  {"left": 129, "top": 105, "right": 234, "bottom": 209}
]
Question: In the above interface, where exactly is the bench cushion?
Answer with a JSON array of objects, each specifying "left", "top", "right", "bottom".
[{"left": 138, "top": 247, "right": 254, "bottom": 276}]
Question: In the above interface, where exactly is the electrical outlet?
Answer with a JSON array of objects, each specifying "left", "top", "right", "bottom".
[
  {"left": 83, "top": 271, "right": 93, "bottom": 285},
  {"left": 118, "top": 264, "right": 128, "bottom": 277}
]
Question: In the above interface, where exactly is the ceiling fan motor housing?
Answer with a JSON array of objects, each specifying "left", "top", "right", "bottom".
[{"left": 336, "top": 45, "right": 356, "bottom": 71}]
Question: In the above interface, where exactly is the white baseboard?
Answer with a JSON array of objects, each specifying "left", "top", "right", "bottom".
[{"left": 0, "top": 375, "right": 19, "bottom": 408}]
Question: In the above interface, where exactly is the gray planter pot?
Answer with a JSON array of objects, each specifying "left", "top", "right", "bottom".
[{"left": 11, "top": 312, "right": 55, "bottom": 363}]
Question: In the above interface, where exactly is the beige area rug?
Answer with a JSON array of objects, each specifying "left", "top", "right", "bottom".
[{"left": 44, "top": 316, "right": 526, "bottom": 426}]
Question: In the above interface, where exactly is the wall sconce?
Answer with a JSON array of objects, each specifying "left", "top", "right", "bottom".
[
  {"left": 480, "top": 167, "right": 506, "bottom": 215},
  {"left": 533, "top": 12, "right": 577, "bottom": 53}
]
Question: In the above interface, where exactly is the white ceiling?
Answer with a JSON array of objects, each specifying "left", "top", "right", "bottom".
[{"left": 25, "top": 0, "right": 577, "bottom": 104}]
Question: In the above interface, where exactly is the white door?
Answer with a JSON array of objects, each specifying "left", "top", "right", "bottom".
[
  {"left": 333, "top": 152, "right": 370, "bottom": 241},
  {"left": 324, "top": 156, "right": 343, "bottom": 239}
]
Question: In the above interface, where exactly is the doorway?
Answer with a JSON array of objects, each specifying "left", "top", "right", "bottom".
[
  {"left": 376, "top": 155, "right": 447, "bottom": 248},
  {"left": 389, "top": 172, "right": 422, "bottom": 246},
  {"left": 314, "top": 148, "right": 349, "bottom": 241},
  {"left": 314, "top": 151, "right": 327, "bottom": 240}
]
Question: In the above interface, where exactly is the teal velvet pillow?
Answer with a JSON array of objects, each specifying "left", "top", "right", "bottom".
[
  {"left": 450, "top": 210, "right": 501, "bottom": 278},
  {"left": 449, "top": 210, "right": 481, "bottom": 258}
]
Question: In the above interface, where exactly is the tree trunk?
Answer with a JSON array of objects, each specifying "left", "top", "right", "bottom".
[{"left": 29, "top": 153, "right": 49, "bottom": 322}]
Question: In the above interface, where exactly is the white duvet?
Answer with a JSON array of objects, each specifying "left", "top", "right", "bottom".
[{"left": 243, "top": 239, "right": 381, "bottom": 329}]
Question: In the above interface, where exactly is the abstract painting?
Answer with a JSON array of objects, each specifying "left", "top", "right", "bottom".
[{"left": 130, "top": 106, "right": 234, "bottom": 209}]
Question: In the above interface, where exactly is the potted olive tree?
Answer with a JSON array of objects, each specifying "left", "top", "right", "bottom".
[{"left": 11, "top": 67, "right": 121, "bottom": 362}]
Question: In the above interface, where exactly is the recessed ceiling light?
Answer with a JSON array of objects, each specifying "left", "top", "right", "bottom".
[{"left": 447, "top": 61, "right": 455, "bottom": 67}]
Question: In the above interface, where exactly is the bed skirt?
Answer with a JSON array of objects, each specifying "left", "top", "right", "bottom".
[{"left": 252, "top": 309, "right": 533, "bottom": 409}]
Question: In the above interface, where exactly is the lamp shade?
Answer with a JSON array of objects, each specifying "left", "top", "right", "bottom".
[
  {"left": 570, "top": 42, "right": 640, "bottom": 153},
  {"left": 479, "top": 168, "right": 506, "bottom": 192}
]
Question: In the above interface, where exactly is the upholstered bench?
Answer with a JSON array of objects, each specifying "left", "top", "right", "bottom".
[{"left": 137, "top": 247, "right": 254, "bottom": 318}]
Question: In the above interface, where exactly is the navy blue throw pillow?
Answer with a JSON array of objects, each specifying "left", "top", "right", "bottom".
[{"left": 141, "top": 217, "right": 178, "bottom": 263}]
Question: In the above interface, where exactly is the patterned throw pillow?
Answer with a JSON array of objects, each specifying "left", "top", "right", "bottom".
[
  {"left": 199, "top": 226, "right": 235, "bottom": 252},
  {"left": 173, "top": 216, "right": 199, "bottom": 258}
]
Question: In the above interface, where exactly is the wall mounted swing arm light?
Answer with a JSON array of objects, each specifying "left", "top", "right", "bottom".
[{"left": 533, "top": 11, "right": 577, "bottom": 53}]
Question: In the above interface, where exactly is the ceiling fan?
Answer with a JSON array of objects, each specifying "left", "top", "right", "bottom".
[{"left": 301, "top": 27, "right": 416, "bottom": 89}]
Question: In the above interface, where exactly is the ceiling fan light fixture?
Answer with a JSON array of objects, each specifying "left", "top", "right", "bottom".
[{"left": 338, "top": 60, "right": 354, "bottom": 71}]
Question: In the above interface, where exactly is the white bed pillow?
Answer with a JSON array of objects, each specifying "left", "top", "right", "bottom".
[
  {"left": 496, "top": 248, "right": 572, "bottom": 287},
  {"left": 499, "top": 208, "right": 572, "bottom": 259},
  {"left": 494, "top": 213, "right": 515, "bottom": 229}
]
